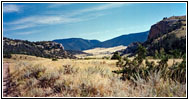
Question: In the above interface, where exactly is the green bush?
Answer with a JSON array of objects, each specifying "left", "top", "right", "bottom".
[
  {"left": 169, "top": 57, "right": 186, "bottom": 83},
  {"left": 112, "top": 45, "right": 185, "bottom": 83},
  {"left": 111, "top": 52, "right": 121, "bottom": 60},
  {"left": 135, "top": 44, "right": 147, "bottom": 64},
  {"left": 52, "top": 58, "right": 58, "bottom": 61},
  {"left": 102, "top": 56, "right": 110, "bottom": 60},
  {"left": 3, "top": 53, "right": 12, "bottom": 58}
]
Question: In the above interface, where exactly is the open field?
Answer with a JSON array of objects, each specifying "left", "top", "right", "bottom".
[
  {"left": 83, "top": 45, "right": 127, "bottom": 55},
  {"left": 3, "top": 54, "right": 185, "bottom": 97},
  {"left": 75, "top": 46, "right": 127, "bottom": 59}
]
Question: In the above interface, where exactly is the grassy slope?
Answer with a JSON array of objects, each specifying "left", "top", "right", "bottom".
[{"left": 76, "top": 45, "right": 127, "bottom": 59}]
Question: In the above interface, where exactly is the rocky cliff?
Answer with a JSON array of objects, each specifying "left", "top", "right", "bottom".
[
  {"left": 145, "top": 15, "right": 186, "bottom": 55},
  {"left": 3, "top": 37, "right": 76, "bottom": 59},
  {"left": 147, "top": 16, "right": 186, "bottom": 41}
]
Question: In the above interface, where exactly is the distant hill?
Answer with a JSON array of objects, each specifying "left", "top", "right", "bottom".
[
  {"left": 53, "top": 38, "right": 101, "bottom": 51},
  {"left": 3, "top": 37, "right": 76, "bottom": 59},
  {"left": 53, "top": 31, "right": 149, "bottom": 51},
  {"left": 95, "top": 31, "right": 149, "bottom": 48}
]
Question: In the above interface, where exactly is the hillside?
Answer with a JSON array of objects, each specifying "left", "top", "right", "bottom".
[
  {"left": 53, "top": 38, "right": 101, "bottom": 51},
  {"left": 53, "top": 31, "right": 149, "bottom": 51},
  {"left": 121, "top": 15, "right": 186, "bottom": 56},
  {"left": 3, "top": 37, "right": 76, "bottom": 59}
]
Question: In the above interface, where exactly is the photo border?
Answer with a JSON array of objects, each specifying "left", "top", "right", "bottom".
[{"left": 1, "top": 0, "right": 188, "bottom": 99}]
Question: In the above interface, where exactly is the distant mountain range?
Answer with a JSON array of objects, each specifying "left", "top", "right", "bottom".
[
  {"left": 53, "top": 31, "right": 149, "bottom": 51},
  {"left": 53, "top": 38, "right": 101, "bottom": 51}
]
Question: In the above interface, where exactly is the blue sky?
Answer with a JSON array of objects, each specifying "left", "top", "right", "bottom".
[{"left": 3, "top": 3, "right": 186, "bottom": 42}]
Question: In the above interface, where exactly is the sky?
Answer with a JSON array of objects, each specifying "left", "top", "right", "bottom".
[{"left": 3, "top": 2, "right": 186, "bottom": 42}]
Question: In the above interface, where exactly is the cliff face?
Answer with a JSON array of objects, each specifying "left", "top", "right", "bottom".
[
  {"left": 146, "top": 15, "right": 186, "bottom": 55},
  {"left": 147, "top": 16, "right": 186, "bottom": 41},
  {"left": 3, "top": 37, "right": 76, "bottom": 59}
]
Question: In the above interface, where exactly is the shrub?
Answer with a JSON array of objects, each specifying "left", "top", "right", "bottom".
[
  {"left": 169, "top": 49, "right": 183, "bottom": 58},
  {"left": 131, "top": 71, "right": 186, "bottom": 97},
  {"left": 112, "top": 45, "right": 185, "bottom": 84},
  {"left": 62, "top": 65, "right": 76, "bottom": 74},
  {"left": 169, "top": 58, "right": 186, "bottom": 83},
  {"left": 38, "top": 71, "right": 60, "bottom": 88},
  {"left": 24, "top": 88, "right": 45, "bottom": 97},
  {"left": 135, "top": 44, "right": 147, "bottom": 64},
  {"left": 113, "top": 45, "right": 148, "bottom": 80},
  {"left": 111, "top": 52, "right": 121, "bottom": 60},
  {"left": 54, "top": 79, "right": 68, "bottom": 93},
  {"left": 102, "top": 56, "right": 110, "bottom": 60},
  {"left": 52, "top": 58, "right": 58, "bottom": 61},
  {"left": 3, "top": 53, "right": 12, "bottom": 58}
]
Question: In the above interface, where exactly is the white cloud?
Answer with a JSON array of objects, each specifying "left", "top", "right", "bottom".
[
  {"left": 5, "top": 16, "right": 77, "bottom": 26},
  {"left": 48, "top": 3, "right": 73, "bottom": 8},
  {"left": 14, "top": 30, "right": 41, "bottom": 35},
  {"left": 63, "top": 3, "right": 128, "bottom": 17},
  {"left": 82, "top": 3, "right": 126, "bottom": 12},
  {"left": 5, "top": 24, "right": 36, "bottom": 31},
  {"left": 4, "top": 3, "right": 128, "bottom": 31},
  {"left": 5, "top": 12, "right": 105, "bottom": 31},
  {"left": 3, "top": 4, "right": 22, "bottom": 13}
]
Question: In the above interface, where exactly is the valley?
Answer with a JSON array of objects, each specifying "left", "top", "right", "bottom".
[{"left": 3, "top": 3, "right": 187, "bottom": 97}]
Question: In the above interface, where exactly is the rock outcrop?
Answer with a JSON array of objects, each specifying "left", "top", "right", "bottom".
[
  {"left": 147, "top": 16, "right": 186, "bottom": 41},
  {"left": 145, "top": 16, "right": 186, "bottom": 55},
  {"left": 3, "top": 37, "right": 76, "bottom": 59}
]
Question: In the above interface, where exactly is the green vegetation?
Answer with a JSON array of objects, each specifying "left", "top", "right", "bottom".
[
  {"left": 169, "top": 55, "right": 186, "bottom": 83},
  {"left": 113, "top": 45, "right": 186, "bottom": 83},
  {"left": 3, "top": 53, "right": 12, "bottom": 58},
  {"left": 102, "top": 56, "right": 110, "bottom": 60},
  {"left": 154, "top": 48, "right": 185, "bottom": 59},
  {"left": 3, "top": 37, "right": 75, "bottom": 59},
  {"left": 111, "top": 52, "right": 121, "bottom": 60},
  {"left": 52, "top": 58, "right": 58, "bottom": 61},
  {"left": 135, "top": 44, "right": 147, "bottom": 64},
  {"left": 149, "top": 34, "right": 186, "bottom": 59}
]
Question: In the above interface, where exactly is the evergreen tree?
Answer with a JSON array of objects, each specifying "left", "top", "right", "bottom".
[
  {"left": 135, "top": 44, "right": 147, "bottom": 64},
  {"left": 111, "top": 52, "right": 121, "bottom": 60}
]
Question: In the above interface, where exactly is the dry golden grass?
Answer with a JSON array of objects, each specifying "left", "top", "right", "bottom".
[
  {"left": 4, "top": 54, "right": 186, "bottom": 97},
  {"left": 76, "top": 45, "right": 126, "bottom": 59},
  {"left": 83, "top": 45, "right": 126, "bottom": 55}
]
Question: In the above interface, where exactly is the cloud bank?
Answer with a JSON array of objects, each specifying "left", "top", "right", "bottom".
[{"left": 3, "top": 4, "right": 22, "bottom": 13}]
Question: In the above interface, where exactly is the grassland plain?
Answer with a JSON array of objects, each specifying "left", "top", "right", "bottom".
[{"left": 3, "top": 54, "right": 185, "bottom": 97}]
